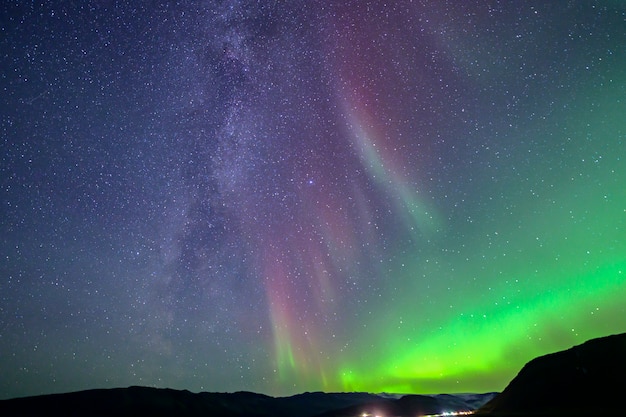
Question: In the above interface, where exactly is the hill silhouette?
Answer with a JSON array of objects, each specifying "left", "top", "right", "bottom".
[{"left": 476, "top": 332, "right": 626, "bottom": 416}]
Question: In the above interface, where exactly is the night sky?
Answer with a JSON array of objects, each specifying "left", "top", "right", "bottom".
[{"left": 1, "top": 1, "right": 625, "bottom": 400}]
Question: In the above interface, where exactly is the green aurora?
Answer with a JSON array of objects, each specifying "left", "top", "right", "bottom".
[{"left": 334, "top": 67, "right": 626, "bottom": 394}]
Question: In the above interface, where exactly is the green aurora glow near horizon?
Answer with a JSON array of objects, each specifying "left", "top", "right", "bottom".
[
  {"left": 273, "top": 34, "right": 626, "bottom": 393},
  {"left": 333, "top": 68, "right": 626, "bottom": 394}
]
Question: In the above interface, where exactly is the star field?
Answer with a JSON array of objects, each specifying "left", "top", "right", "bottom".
[{"left": 1, "top": 1, "right": 625, "bottom": 399}]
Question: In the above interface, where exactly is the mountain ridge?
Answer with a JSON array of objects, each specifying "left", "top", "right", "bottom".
[{"left": 0, "top": 386, "right": 495, "bottom": 417}]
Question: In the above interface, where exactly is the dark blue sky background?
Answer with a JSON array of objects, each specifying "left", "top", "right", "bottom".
[{"left": 2, "top": 1, "right": 625, "bottom": 399}]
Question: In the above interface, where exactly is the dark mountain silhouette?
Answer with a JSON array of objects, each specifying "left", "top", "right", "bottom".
[
  {"left": 0, "top": 386, "right": 494, "bottom": 417},
  {"left": 476, "top": 332, "right": 626, "bottom": 416}
]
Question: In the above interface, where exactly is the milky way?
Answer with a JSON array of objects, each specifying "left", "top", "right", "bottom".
[{"left": 1, "top": 1, "right": 625, "bottom": 399}]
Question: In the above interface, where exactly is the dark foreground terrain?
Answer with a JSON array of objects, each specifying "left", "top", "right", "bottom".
[
  {"left": 0, "top": 388, "right": 494, "bottom": 417},
  {"left": 475, "top": 332, "right": 626, "bottom": 416}
]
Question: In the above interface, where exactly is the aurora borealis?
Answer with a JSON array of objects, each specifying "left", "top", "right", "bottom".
[{"left": 1, "top": 0, "right": 625, "bottom": 400}]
